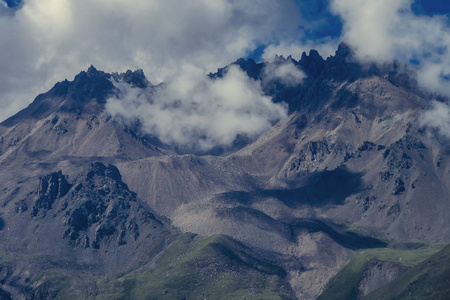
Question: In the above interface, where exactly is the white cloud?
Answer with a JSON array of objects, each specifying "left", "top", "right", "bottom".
[
  {"left": 0, "top": 0, "right": 303, "bottom": 122},
  {"left": 106, "top": 65, "right": 288, "bottom": 152},
  {"left": 419, "top": 100, "right": 450, "bottom": 140},
  {"left": 330, "top": 0, "right": 450, "bottom": 96},
  {"left": 417, "top": 62, "right": 450, "bottom": 96},
  {"left": 263, "top": 59, "right": 306, "bottom": 87},
  {"left": 262, "top": 38, "right": 339, "bottom": 62}
]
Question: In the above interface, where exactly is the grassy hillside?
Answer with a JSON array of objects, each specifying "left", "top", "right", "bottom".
[
  {"left": 363, "top": 244, "right": 450, "bottom": 300},
  {"left": 14, "top": 233, "right": 295, "bottom": 299},
  {"left": 317, "top": 245, "right": 445, "bottom": 300},
  {"left": 95, "top": 233, "right": 296, "bottom": 300}
]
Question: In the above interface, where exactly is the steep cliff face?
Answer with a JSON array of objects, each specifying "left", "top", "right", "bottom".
[{"left": 0, "top": 45, "right": 449, "bottom": 299}]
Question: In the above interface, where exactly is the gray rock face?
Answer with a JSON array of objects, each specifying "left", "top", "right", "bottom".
[{"left": 393, "top": 178, "right": 406, "bottom": 195}]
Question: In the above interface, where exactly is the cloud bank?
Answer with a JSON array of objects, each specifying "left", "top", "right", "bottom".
[
  {"left": 331, "top": 0, "right": 450, "bottom": 96},
  {"left": 0, "top": 0, "right": 303, "bottom": 121},
  {"left": 263, "top": 59, "right": 306, "bottom": 87},
  {"left": 420, "top": 100, "right": 450, "bottom": 140},
  {"left": 262, "top": 39, "right": 339, "bottom": 62},
  {"left": 106, "top": 65, "right": 288, "bottom": 152},
  {"left": 3, "top": 0, "right": 450, "bottom": 150}
]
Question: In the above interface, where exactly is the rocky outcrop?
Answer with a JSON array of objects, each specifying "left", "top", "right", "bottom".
[
  {"left": 14, "top": 200, "right": 27, "bottom": 213},
  {"left": 393, "top": 178, "right": 406, "bottom": 195},
  {"left": 61, "top": 163, "right": 164, "bottom": 249},
  {"left": 358, "top": 259, "right": 410, "bottom": 297},
  {"left": 211, "top": 57, "right": 264, "bottom": 80},
  {"left": 299, "top": 49, "right": 325, "bottom": 78},
  {"left": 111, "top": 69, "right": 151, "bottom": 88},
  {"left": 31, "top": 171, "right": 71, "bottom": 217},
  {"left": 289, "top": 139, "right": 352, "bottom": 172},
  {"left": 15, "top": 163, "right": 168, "bottom": 252}
]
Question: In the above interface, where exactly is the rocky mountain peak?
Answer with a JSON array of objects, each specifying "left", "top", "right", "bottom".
[
  {"left": 87, "top": 65, "right": 99, "bottom": 74},
  {"left": 334, "top": 42, "right": 354, "bottom": 59},
  {"left": 68, "top": 65, "right": 114, "bottom": 105},
  {"left": 211, "top": 57, "right": 264, "bottom": 80},
  {"left": 320, "top": 42, "right": 365, "bottom": 82},
  {"left": 111, "top": 69, "right": 151, "bottom": 88},
  {"left": 299, "top": 49, "right": 325, "bottom": 77}
]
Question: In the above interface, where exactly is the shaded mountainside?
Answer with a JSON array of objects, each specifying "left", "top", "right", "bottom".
[{"left": 1, "top": 44, "right": 450, "bottom": 299}]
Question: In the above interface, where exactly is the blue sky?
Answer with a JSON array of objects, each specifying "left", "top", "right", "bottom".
[
  {"left": 1, "top": 0, "right": 450, "bottom": 122},
  {"left": 414, "top": 0, "right": 450, "bottom": 15},
  {"left": 247, "top": 0, "right": 450, "bottom": 61}
]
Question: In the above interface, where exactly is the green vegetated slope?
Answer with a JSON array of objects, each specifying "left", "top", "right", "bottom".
[
  {"left": 17, "top": 234, "right": 295, "bottom": 300},
  {"left": 317, "top": 244, "right": 445, "bottom": 300},
  {"left": 363, "top": 244, "right": 450, "bottom": 300},
  {"left": 23, "top": 272, "right": 91, "bottom": 300},
  {"left": 96, "top": 233, "right": 296, "bottom": 300}
]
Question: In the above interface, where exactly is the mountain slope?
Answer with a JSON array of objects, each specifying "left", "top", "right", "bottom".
[
  {"left": 0, "top": 66, "right": 164, "bottom": 168},
  {"left": 96, "top": 234, "right": 296, "bottom": 300},
  {"left": 1, "top": 44, "right": 450, "bottom": 299},
  {"left": 0, "top": 164, "right": 296, "bottom": 299}
]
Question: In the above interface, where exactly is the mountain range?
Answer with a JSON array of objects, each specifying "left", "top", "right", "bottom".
[{"left": 0, "top": 43, "right": 449, "bottom": 299}]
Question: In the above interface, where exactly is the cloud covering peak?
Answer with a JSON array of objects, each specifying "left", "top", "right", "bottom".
[
  {"left": 2, "top": 0, "right": 450, "bottom": 128},
  {"left": 106, "top": 65, "right": 287, "bottom": 153},
  {"left": 0, "top": 0, "right": 302, "bottom": 121}
]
